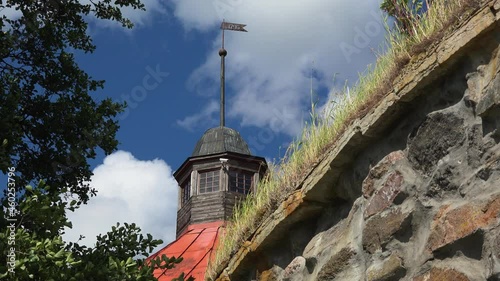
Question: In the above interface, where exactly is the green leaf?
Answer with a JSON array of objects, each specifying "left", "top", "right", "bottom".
[{"left": 54, "top": 248, "right": 65, "bottom": 258}]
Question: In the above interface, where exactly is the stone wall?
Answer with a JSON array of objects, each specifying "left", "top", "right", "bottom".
[{"left": 213, "top": 1, "right": 500, "bottom": 281}]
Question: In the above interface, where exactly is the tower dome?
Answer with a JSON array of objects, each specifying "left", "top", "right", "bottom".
[{"left": 192, "top": 126, "right": 251, "bottom": 157}]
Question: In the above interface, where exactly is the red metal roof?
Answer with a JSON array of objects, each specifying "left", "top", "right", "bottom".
[{"left": 147, "top": 221, "right": 224, "bottom": 281}]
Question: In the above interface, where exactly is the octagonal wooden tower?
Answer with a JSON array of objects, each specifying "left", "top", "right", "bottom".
[
  {"left": 175, "top": 126, "right": 267, "bottom": 238},
  {"left": 148, "top": 21, "right": 265, "bottom": 280},
  {"left": 148, "top": 126, "right": 267, "bottom": 280}
]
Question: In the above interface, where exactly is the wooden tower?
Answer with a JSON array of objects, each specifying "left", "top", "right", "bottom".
[
  {"left": 148, "top": 22, "right": 265, "bottom": 281},
  {"left": 174, "top": 127, "right": 267, "bottom": 237}
]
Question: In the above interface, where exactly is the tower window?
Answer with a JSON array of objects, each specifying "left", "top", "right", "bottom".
[
  {"left": 181, "top": 180, "right": 190, "bottom": 206},
  {"left": 199, "top": 170, "right": 220, "bottom": 193},
  {"left": 229, "top": 170, "right": 253, "bottom": 194}
]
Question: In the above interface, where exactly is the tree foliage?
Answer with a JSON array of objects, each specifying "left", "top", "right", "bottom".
[
  {"left": 0, "top": 0, "right": 193, "bottom": 280},
  {"left": 0, "top": 0, "right": 144, "bottom": 203},
  {"left": 0, "top": 181, "right": 193, "bottom": 280}
]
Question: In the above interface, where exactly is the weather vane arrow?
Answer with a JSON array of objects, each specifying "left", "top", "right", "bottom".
[{"left": 220, "top": 21, "right": 248, "bottom": 32}]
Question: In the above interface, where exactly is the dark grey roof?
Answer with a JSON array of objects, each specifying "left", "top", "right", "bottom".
[{"left": 192, "top": 126, "right": 251, "bottom": 157}]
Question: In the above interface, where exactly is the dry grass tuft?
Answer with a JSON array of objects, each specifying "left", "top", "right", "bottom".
[{"left": 206, "top": 0, "right": 486, "bottom": 279}]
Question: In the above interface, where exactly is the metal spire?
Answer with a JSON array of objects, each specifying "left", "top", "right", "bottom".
[{"left": 219, "top": 20, "right": 247, "bottom": 127}]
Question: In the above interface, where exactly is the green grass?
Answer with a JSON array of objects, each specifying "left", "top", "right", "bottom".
[{"left": 207, "top": 0, "right": 484, "bottom": 279}]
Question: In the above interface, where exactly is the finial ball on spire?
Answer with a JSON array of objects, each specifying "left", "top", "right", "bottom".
[{"left": 219, "top": 48, "right": 227, "bottom": 57}]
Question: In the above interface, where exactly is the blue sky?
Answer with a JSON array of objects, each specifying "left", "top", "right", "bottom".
[{"left": 4, "top": 0, "right": 388, "bottom": 250}]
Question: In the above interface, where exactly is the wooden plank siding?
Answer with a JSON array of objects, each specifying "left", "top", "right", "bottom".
[
  {"left": 191, "top": 192, "right": 227, "bottom": 225},
  {"left": 223, "top": 192, "right": 246, "bottom": 220},
  {"left": 176, "top": 191, "right": 247, "bottom": 237},
  {"left": 176, "top": 198, "right": 192, "bottom": 237}
]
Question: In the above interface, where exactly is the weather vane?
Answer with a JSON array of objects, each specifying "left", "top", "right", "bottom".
[{"left": 219, "top": 20, "right": 247, "bottom": 127}]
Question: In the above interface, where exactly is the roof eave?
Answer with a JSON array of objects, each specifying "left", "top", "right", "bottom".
[{"left": 173, "top": 151, "right": 267, "bottom": 180}]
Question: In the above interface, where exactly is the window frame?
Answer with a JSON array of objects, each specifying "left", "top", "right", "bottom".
[
  {"left": 181, "top": 180, "right": 191, "bottom": 206},
  {"left": 228, "top": 169, "right": 254, "bottom": 195},
  {"left": 198, "top": 169, "right": 220, "bottom": 194}
]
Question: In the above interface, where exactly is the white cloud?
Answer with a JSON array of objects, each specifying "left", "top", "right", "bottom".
[
  {"left": 171, "top": 0, "right": 220, "bottom": 31},
  {"left": 172, "top": 0, "right": 387, "bottom": 136},
  {"left": 64, "top": 151, "right": 178, "bottom": 252},
  {"left": 176, "top": 99, "right": 220, "bottom": 131}
]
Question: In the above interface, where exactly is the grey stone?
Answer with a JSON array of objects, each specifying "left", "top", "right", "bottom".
[
  {"left": 407, "top": 111, "right": 465, "bottom": 175},
  {"left": 366, "top": 254, "right": 406, "bottom": 281},
  {"left": 283, "top": 256, "right": 307, "bottom": 281},
  {"left": 362, "top": 207, "right": 413, "bottom": 254},
  {"left": 316, "top": 248, "right": 356, "bottom": 281}
]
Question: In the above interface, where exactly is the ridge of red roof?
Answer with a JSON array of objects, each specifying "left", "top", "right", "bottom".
[{"left": 147, "top": 221, "right": 224, "bottom": 281}]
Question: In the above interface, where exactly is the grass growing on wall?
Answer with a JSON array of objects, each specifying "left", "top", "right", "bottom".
[{"left": 207, "top": 0, "right": 484, "bottom": 279}]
